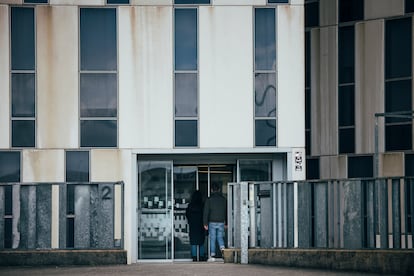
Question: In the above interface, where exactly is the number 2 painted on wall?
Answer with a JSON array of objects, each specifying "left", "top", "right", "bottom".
[{"left": 102, "top": 186, "right": 112, "bottom": 200}]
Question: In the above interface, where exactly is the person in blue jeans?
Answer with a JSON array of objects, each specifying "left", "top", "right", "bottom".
[{"left": 203, "top": 182, "right": 227, "bottom": 262}]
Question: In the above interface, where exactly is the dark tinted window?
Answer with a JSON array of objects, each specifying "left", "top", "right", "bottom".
[
  {"left": 107, "top": 0, "right": 129, "bottom": 3},
  {"left": 11, "top": 7, "right": 34, "bottom": 70},
  {"left": 406, "top": 0, "right": 414, "bottom": 13},
  {"left": 339, "top": 128, "right": 355, "bottom": 154},
  {"left": 80, "top": 8, "right": 117, "bottom": 71},
  {"left": 305, "top": 31, "right": 311, "bottom": 88},
  {"left": 405, "top": 154, "right": 414, "bottom": 176},
  {"left": 305, "top": 130, "right": 311, "bottom": 155},
  {"left": 66, "top": 151, "right": 89, "bottom": 182},
  {"left": 338, "top": 26, "right": 355, "bottom": 84},
  {"left": 348, "top": 156, "right": 373, "bottom": 178},
  {"left": 385, "top": 17, "right": 412, "bottom": 79},
  {"left": 0, "top": 151, "right": 20, "bottom": 182},
  {"left": 338, "top": 86, "right": 355, "bottom": 126},
  {"left": 268, "top": 0, "right": 289, "bottom": 3},
  {"left": 306, "top": 158, "right": 319, "bottom": 180},
  {"left": 386, "top": 124, "right": 412, "bottom": 151},
  {"left": 175, "top": 120, "right": 198, "bottom": 147},
  {"left": 255, "top": 119, "right": 276, "bottom": 146},
  {"left": 80, "top": 73, "right": 117, "bottom": 117},
  {"left": 175, "top": 0, "right": 210, "bottom": 3},
  {"left": 305, "top": 1, "right": 319, "bottom": 28},
  {"left": 339, "top": 0, "right": 364, "bottom": 23},
  {"left": 12, "top": 120, "right": 35, "bottom": 148},
  {"left": 175, "top": 9, "right": 197, "bottom": 71},
  {"left": 255, "top": 8, "right": 276, "bottom": 70},
  {"left": 24, "top": 0, "right": 48, "bottom": 3},
  {"left": 11, "top": 73, "right": 35, "bottom": 117},
  {"left": 385, "top": 80, "right": 412, "bottom": 123},
  {"left": 80, "top": 120, "right": 117, "bottom": 147},
  {"left": 175, "top": 73, "right": 198, "bottom": 117}
]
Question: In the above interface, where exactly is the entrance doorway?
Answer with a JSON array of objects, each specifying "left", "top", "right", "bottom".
[{"left": 137, "top": 162, "right": 235, "bottom": 261}]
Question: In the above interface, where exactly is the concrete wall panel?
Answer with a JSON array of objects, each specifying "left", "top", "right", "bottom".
[
  {"left": 213, "top": 0, "right": 265, "bottom": 5},
  {"left": 0, "top": 1, "right": 21, "bottom": 4},
  {"left": 0, "top": 5, "right": 10, "bottom": 149},
  {"left": 49, "top": 0, "right": 104, "bottom": 5},
  {"left": 320, "top": 155, "right": 346, "bottom": 179},
  {"left": 277, "top": 5, "right": 305, "bottom": 148},
  {"left": 118, "top": 6, "right": 173, "bottom": 149},
  {"left": 365, "top": 0, "right": 404, "bottom": 20},
  {"left": 37, "top": 6, "right": 79, "bottom": 149},
  {"left": 199, "top": 6, "right": 253, "bottom": 148},
  {"left": 319, "top": 0, "right": 337, "bottom": 27},
  {"left": 311, "top": 27, "right": 338, "bottom": 156},
  {"left": 90, "top": 149, "right": 132, "bottom": 182},
  {"left": 381, "top": 152, "right": 404, "bottom": 177},
  {"left": 131, "top": 0, "right": 172, "bottom": 5},
  {"left": 22, "top": 150, "right": 64, "bottom": 182},
  {"left": 355, "top": 20, "right": 384, "bottom": 154}
]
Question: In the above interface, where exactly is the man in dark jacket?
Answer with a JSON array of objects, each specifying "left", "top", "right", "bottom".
[{"left": 203, "top": 182, "right": 227, "bottom": 261}]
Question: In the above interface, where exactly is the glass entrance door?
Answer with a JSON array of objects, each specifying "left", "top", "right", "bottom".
[{"left": 138, "top": 161, "right": 173, "bottom": 260}]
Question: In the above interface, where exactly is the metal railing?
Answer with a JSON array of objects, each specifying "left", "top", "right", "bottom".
[
  {"left": 0, "top": 182, "right": 124, "bottom": 250},
  {"left": 228, "top": 178, "right": 414, "bottom": 263}
]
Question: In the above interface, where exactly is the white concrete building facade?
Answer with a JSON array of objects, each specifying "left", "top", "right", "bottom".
[{"left": 0, "top": 0, "right": 304, "bottom": 263}]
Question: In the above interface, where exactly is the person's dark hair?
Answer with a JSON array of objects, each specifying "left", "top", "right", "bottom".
[
  {"left": 190, "top": 190, "right": 203, "bottom": 207},
  {"left": 211, "top": 182, "right": 220, "bottom": 192}
]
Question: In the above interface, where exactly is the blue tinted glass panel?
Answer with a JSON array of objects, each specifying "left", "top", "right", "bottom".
[
  {"left": 12, "top": 120, "right": 35, "bottom": 147},
  {"left": 24, "top": 0, "right": 48, "bottom": 3},
  {"left": 255, "top": 8, "right": 276, "bottom": 70},
  {"left": 175, "top": 120, "right": 198, "bottom": 147},
  {"left": 306, "top": 158, "right": 319, "bottom": 180},
  {"left": 175, "top": 0, "right": 210, "bottom": 4},
  {"left": 268, "top": 0, "right": 289, "bottom": 3},
  {"left": 306, "top": 129, "right": 311, "bottom": 155},
  {"left": 386, "top": 17, "right": 412, "bottom": 79},
  {"left": 255, "top": 119, "right": 276, "bottom": 146},
  {"left": 339, "top": 0, "right": 363, "bottom": 23},
  {"left": 255, "top": 73, "right": 276, "bottom": 117},
  {"left": 305, "top": 2, "right": 319, "bottom": 28},
  {"left": 0, "top": 152, "right": 20, "bottom": 182},
  {"left": 80, "top": 73, "right": 117, "bottom": 117},
  {"left": 175, "top": 9, "right": 197, "bottom": 71},
  {"left": 339, "top": 128, "right": 355, "bottom": 154},
  {"left": 175, "top": 73, "right": 198, "bottom": 117},
  {"left": 5, "top": 218, "right": 12, "bottom": 248},
  {"left": 338, "top": 26, "right": 355, "bottom": 84},
  {"left": 66, "top": 151, "right": 89, "bottom": 182},
  {"left": 338, "top": 85, "right": 355, "bottom": 127},
  {"left": 11, "top": 7, "right": 34, "bottom": 70},
  {"left": 66, "top": 218, "right": 75, "bottom": 248},
  {"left": 67, "top": 185, "right": 75, "bottom": 215},
  {"left": 80, "top": 8, "right": 117, "bottom": 71},
  {"left": 107, "top": 0, "right": 129, "bottom": 3},
  {"left": 386, "top": 124, "right": 412, "bottom": 151},
  {"left": 239, "top": 160, "right": 272, "bottom": 181},
  {"left": 81, "top": 120, "right": 117, "bottom": 147},
  {"left": 385, "top": 80, "right": 412, "bottom": 123},
  {"left": 12, "top": 73, "right": 35, "bottom": 117},
  {"left": 348, "top": 156, "right": 373, "bottom": 178},
  {"left": 5, "top": 186, "right": 13, "bottom": 215}
]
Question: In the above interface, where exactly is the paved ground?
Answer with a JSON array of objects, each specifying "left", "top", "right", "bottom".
[{"left": 0, "top": 262, "right": 395, "bottom": 276}]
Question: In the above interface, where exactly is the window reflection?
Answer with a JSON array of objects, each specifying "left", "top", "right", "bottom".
[
  {"left": 12, "top": 73, "right": 35, "bottom": 117},
  {"left": 80, "top": 73, "right": 117, "bottom": 117},
  {"left": 12, "top": 120, "right": 35, "bottom": 148},
  {"left": 255, "top": 119, "right": 276, "bottom": 147},
  {"left": 255, "top": 8, "right": 276, "bottom": 71},
  {"left": 175, "top": 73, "right": 198, "bottom": 117},
  {"left": 255, "top": 73, "right": 276, "bottom": 117},
  {"left": 0, "top": 151, "right": 21, "bottom": 182},
  {"left": 175, "top": 9, "right": 197, "bottom": 71},
  {"left": 66, "top": 151, "right": 89, "bottom": 182},
  {"left": 81, "top": 120, "right": 117, "bottom": 147},
  {"left": 239, "top": 160, "right": 272, "bottom": 181},
  {"left": 175, "top": 120, "right": 198, "bottom": 147}
]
